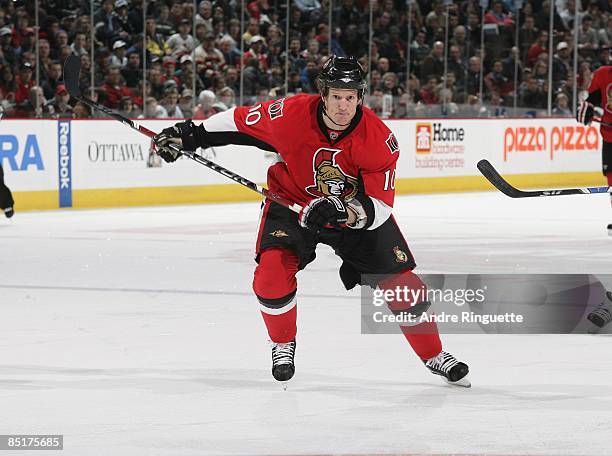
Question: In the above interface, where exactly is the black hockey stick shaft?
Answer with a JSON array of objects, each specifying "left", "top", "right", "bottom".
[
  {"left": 62, "top": 55, "right": 302, "bottom": 214},
  {"left": 477, "top": 159, "right": 611, "bottom": 198}
]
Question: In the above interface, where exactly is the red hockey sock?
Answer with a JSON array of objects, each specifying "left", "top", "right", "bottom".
[
  {"left": 607, "top": 173, "right": 612, "bottom": 186},
  {"left": 378, "top": 270, "right": 442, "bottom": 360},
  {"left": 253, "top": 248, "right": 299, "bottom": 343}
]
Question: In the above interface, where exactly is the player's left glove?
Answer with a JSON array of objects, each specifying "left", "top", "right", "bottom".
[
  {"left": 299, "top": 196, "right": 348, "bottom": 231},
  {"left": 153, "top": 120, "right": 199, "bottom": 162},
  {"left": 577, "top": 101, "right": 595, "bottom": 125}
]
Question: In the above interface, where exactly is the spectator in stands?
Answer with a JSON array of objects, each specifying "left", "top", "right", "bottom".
[
  {"left": 146, "top": 16, "right": 170, "bottom": 61},
  {"left": 243, "top": 35, "right": 269, "bottom": 71},
  {"left": 0, "top": 64, "right": 17, "bottom": 116},
  {"left": 485, "top": 59, "right": 512, "bottom": 98},
  {"left": 420, "top": 41, "right": 444, "bottom": 84},
  {"left": 519, "top": 15, "right": 539, "bottom": 61},
  {"left": 559, "top": 0, "right": 577, "bottom": 30},
  {"left": 241, "top": 17, "right": 261, "bottom": 46},
  {"left": 78, "top": 53, "right": 93, "bottom": 95},
  {"left": 70, "top": 32, "right": 88, "bottom": 58},
  {"left": 533, "top": 60, "right": 549, "bottom": 84},
  {"left": 381, "top": 71, "right": 402, "bottom": 98},
  {"left": 167, "top": 18, "right": 196, "bottom": 58},
  {"left": 38, "top": 39, "right": 53, "bottom": 78},
  {"left": 177, "top": 54, "right": 196, "bottom": 87},
  {"left": 451, "top": 25, "right": 468, "bottom": 57},
  {"left": 194, "top": 32, "right": 225, "bottom": 69},
  {"left": 73, "top": 101, "right": 92, "bottom": 119},
  {"left": 162, "top": 57, "right": 178, "bottom": 85},
  {"left": 286, "top": 69, "right": 304, "bottom": 94},
  {"left": 552, "top": 92, "right": 572, "bottom": 116},
  {"left": 142, "top": 96, "right": 168, "bottom": 118},
  {"left": 484, "top": 91, "right": 506, "bottom": 117},
  {"left": 0, "top": 27, "right": 16, "bottom": 68},
  {"left": 178, "top": 88, "right": 194, "bottom": 118},
  {"left": 41, "top": 61, "right": 63, "bottom": 100},
  {"left": 15, "top": 61, "right": 34, "bottom": 106},
  {"left": 218, "top": 35, "right": 241, "bottom": 67},
  {"left": 485, "top": 1, "right": 514, "bottom": 27},
  {"left": 48, "top": 84, "right": 73, "bottom": 119},
  {"left": 501, "top": 46, "right": 522, "bottom": 84},
  {"left": 110, "top": 40, "right": 128, "bottom": 67},
  {"left": 552, "top": 41, "right": 571, "bottom": 83},
  {"left": 117, "top": 96, "right": 137, "bottom": 119},
  {"left": 420, "top": 76, "right": 439, "bottom": 105},
  {"left": 598, "top": 15, "right": 612, "bottom": 47},
  {"left": 294, "top": 0, "right": 321, "bottom": 21},
  {"left": 121, "top": 52, "right": 142, "bottom": 88},
  {"left": 161, "top": 87, "right": 183, "bottom": 118},
  {"left": 519, "top": 76, "right": 546, "bottom": 110},
  {"left": 17, "top": 85, "right": 46, "bottom": 118},
  {"left": 369, "top": 69, "right": 382, "bottom": 92},
  {"left": 52, "top": 29, "right": 69, "bottom": 60},
  {"left": 447, "top": 44, "right": 467, "bottom": 88},
  {"left": 578, "top": 15, "right": 599, "bottom": 58},
  {"left": 465, "top": 55, "right": 481, "bottom": 97},
  {"left": 217, "top": 86, "right": 236, "bottom": 108},
  {"left": 195, "top": 0, "right": 214, "bottom": 34},
  {"left": 101, "top": 65, "right": 133, "bottom": 109},
  {"left": 527, "top": 30, "right": 548, "bottom": 66},
  {"left": 223, "top": 65, "right": 240, "bottom": 95},
  {"left": 594, "top": 44, "right": 611, "bottom": 70},
  {"left": 193, "top": 89, "right": 220, "bottom": 119}
]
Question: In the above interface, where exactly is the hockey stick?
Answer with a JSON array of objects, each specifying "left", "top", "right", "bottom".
[
  {"left": 62, "top": 55, "right": 302, "bottom": 214},
  {"left": 477, "top": 159, "right": 611, "bottom": 198}
]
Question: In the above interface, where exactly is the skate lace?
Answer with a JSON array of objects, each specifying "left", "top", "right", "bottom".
[
  {"left": 591, "top": 293, "right": 612, "bottom": 324},
  {"left": 271, "top": 341, "right": 295, "bottom": 366},
  {"left": 426, "top": 351, "right": 458, "bottom": 373}
]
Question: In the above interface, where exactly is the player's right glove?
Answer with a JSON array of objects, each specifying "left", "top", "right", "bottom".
[
  {"left": 577, "top": 101, "right": 595, "bottom": 125},
  {"left": 299, "top": 196, "right": 348, "bottom": 232},
  {"left": 153, "top": 120, "right": 200, "bottom": 163}
]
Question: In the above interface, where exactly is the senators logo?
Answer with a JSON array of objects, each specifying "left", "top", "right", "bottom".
[
  {"left": 305, "top": 148, "right": 358, "bottom": 199},
  {"left": 270, "top": 230, "right": 289, "bottom": 238},
  {"left": 268, "top": 98, "right": 285, "bottom": 120},
  {"left": 386, "top": 133, "right": 399, "bottom": 154},
  {"left": 393, "top": 246, "right": 408, "bottom": 263}
]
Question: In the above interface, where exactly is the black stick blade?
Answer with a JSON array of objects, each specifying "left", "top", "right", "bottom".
[
  {"left": 477, "top": 159, "right": 529, "bottom": 198},
  {"left": 63, "top": 55, "right": 82, "bottom": 98}
]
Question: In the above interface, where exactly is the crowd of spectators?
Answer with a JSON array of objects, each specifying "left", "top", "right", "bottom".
[{"left": 1, "top": 0, "right": 612, "bottom": 119}]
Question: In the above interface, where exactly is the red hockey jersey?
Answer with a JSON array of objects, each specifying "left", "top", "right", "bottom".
[
  {"left": 587, "top": 65, "right": 612, "bottom": 142},
  {"left": 202, "top": 94, "right": 400, "bottom": 228}
]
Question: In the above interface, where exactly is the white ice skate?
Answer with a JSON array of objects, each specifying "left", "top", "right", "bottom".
[{"left": 424, "top": 351, "right": 471, "bottom": 388}]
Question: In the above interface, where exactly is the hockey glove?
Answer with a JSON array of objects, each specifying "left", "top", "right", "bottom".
[
  {"left": 153, "top": 120, "right": 199, "bottom": 162},
  {"left": 299, "top": 196, "right": 348, "bottom": 231},
  {"left": 577, "top": 101, "right": 595, "bottom": 126}
]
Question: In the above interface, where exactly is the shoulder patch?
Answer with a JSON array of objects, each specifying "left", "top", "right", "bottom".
[
  {"left": 268, "top": 98, "right": 285, "bottom": 120},
  {"left": 385, "top": 132, "right": 399, "bottom": 154}
]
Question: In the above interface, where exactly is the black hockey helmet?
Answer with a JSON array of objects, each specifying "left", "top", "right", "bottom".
[{"left": 317, "top": 55, "right": 367, "bottom": 99}]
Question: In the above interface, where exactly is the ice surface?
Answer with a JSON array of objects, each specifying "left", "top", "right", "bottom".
[{"left": 1, "top": 191, "right": 611, "bottom": 455}]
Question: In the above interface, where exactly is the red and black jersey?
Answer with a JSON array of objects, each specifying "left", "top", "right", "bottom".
[
  {"left": 587, "top": 65, "right": 612, "bottom": 142},
  {"left": 197, "top": 94, "right": 400, "bottom": 229}
]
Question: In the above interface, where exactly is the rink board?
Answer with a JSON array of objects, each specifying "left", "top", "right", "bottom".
[{"left": 0, "top": 117, "right": 605, "bottom": 211}]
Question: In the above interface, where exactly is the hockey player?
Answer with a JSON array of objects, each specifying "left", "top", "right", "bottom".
[
  {"left": 576, "top": 65, "right": 612, "bottom": 235},
  {"left": 154, "top": 56, "right": 470, "bottom": 386},
  {"left": 0, "top": 163, "right": 14, "bottom": 218},
  {"left": 576, "top": 66, "right": 612, "bottom": 331}
]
